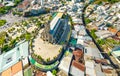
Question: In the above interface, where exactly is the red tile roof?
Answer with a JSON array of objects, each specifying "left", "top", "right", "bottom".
[
  {"left": 108, "top": 28, "right": 118, "bottom": 33},
  {"left": 72, "top": 60, "right": 85, "bottom": 72},
  {"left": 11, "top": 61, "right": 22, "bottom": 75},
  {"left": 117, "top": 32, "right": 120, "bottom": 36},
  {"left": 18, "top": 0, "right": 29, "bottom": 8}
]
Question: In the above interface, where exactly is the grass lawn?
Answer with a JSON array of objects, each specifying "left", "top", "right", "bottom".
[{"left": 0, "top": 20, "right": 6, "bottom": 26}]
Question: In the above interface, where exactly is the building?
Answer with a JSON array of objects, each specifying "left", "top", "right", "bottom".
[
  {"left": 70, "top": 48, "right": 85, "bottom": 76},
  {"left": 17, "top": 0, "right": 30, "bottom": 12},
  {"left": 58, "top": 51, "right": 73, "bottom": 75},
  {"left": 0, "top": 41, "right": 29, "bottom": 73},
  {"left": 41, "top": 12, "right": 70, "bottom": 44},
  {"left": 70, "top": 60, "right": 85, "bottom": 76},
  {"left": 111, "top": 46, "right": 120, "bottom": 63},
  {"left": 2, "top": 0, "right": 15, "bottom": 6},
  {"left": 1, "top": 61, "right": 23, "bottom": 76}
]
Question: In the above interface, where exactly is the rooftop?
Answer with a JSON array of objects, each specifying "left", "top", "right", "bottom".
[
  {"left": 50, "top": 12, "right": 63, "bottom": 31},
  {"left": 1, "top": 61, "right": 23, "bottom": 76},
  {"left": 0, "top": 41, "right": 29, "bottom": 73},
  {"left": 58, "top": 51, "right": 73, "bottom": 74},
  {"left": 72, "top": 60, "right": 85, "bottom": 72}
]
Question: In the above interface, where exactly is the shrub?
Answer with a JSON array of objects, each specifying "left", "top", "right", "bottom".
[{"left": 0, "top": 20, "right": 6, "bottom": 26}]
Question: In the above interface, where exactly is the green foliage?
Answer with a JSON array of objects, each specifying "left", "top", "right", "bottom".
[
  {"left": 0, "top": 0, "right": 21, "bottom": 14},
  {"left": 97, "top": 1, "right": 103, "bottom": 5},
  {"left": 97, "top": 39, "right": 105, "bottom": 46},
  {"left": 46, "top": 58, "right": 50, "bottom": 62},
  {"left": 94, "top": 0, "right": 119, "bottom": 4},
  {"left": 36, "top": 21, "right": 41, "bottom": 27},
  {"left": 0, "top": 20, "right": 6, "bottom": 26},
  {"left": 9, "top": 39, "right": 17, "bottom": 47},
  {"left": 0, "top": 6, "right": 12, "bottom": 14},
  {"left": 52, "top": 69, "right": 57, "bottom": 76},
  {"left": 1, "top": 44, "right": 11, "bottom": 52},
  {"left": 12, "top": 11, "right": 22, "bottom": 16},
  {"left": 25, "top": 33, "right": 31, "bottom": 41},
  {"left": 0, "top": 7, "right": 7, "bottom": 14},
  {"left": 0, "top": 36, "right": 5, "bottom": 47},
  {"left": 107, "top": 0, "right": 119, "bottom": 4},
  {"left": 23, "top": 21, "right": 28, "bottom": 26},
  {"left": 90, "top": 29, "right": 97, "bottom": 39},
  {"left": 14, "top": 0, "right": 22, "bottom": 6},
  {"left": 85, "top": 18, "right": 92, "bottom": 24}
]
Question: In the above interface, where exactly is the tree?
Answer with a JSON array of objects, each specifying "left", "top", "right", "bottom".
[
  {"left": 0, "top": 20, "right": 6, "bottom": 26},
  {"left": 25, "top": 33, "right": 31, "bottom": 41},
  {"left": 52, "top": 69, "right": 57, "bottom": 76},
  {"left": 90, "top": 29, "right": 97, "bottom": 39},
  {"left": 85, "top": 18, "right": 92, "bottom": 24},
  {"left": 9, "top": 39, "right": 17, "bottom": 48},
  {"left": 97, "top": 39, "right": 105, "bottom": 45},
  {"left": 36, "top": 21, "right": 42, "bottom": 27},
  {"left": 0, "top": 36, "right": 5, "bottom": 48},
  {"left": 2, "top": 44, "right": 10, "bottom": 52}
]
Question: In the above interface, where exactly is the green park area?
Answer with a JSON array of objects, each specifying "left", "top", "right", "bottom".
[
  {"left": 29, "top": 56, "right": 59, "bottom": 70},
  {"left": 0, "top": 20, "right": 6, "bottom": 26}
]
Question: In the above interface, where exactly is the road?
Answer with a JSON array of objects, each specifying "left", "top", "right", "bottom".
[
  {"left": 0, "top": 13, "right": 27, "bottom": 33},
  {"left": 82, "top": 2, "right": 119, "bottom": 69}
]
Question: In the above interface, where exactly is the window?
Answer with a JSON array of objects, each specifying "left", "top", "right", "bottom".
[
  {"left": 6, "top": 57, "right": 12, "bottom": 64},
  {"left": 85, "top": 49, "right": 87, "bottom": 53}
]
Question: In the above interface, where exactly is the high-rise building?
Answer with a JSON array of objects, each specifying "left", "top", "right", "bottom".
[{"left": 41, "top": 13, "right": 71, "bottom": 44}]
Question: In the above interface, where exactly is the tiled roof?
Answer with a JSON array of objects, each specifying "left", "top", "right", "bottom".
[
  {"left": 72, "top": 60, "right": 85, "bottom": 72},
  {"left": 1, "top": 68, "right": 11, "bottom": 76},
  {"left": 108, "top": 28, "right": 118, "bottom": 33},
  {"left": 1, "top": 61, "right": 22, "bottom": 76},
  {"left": 11, "top": 61, "right": 22, "bottom": 75},
  {"left": 18, "top": 0, "right": 29, "bottom": 8}
]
